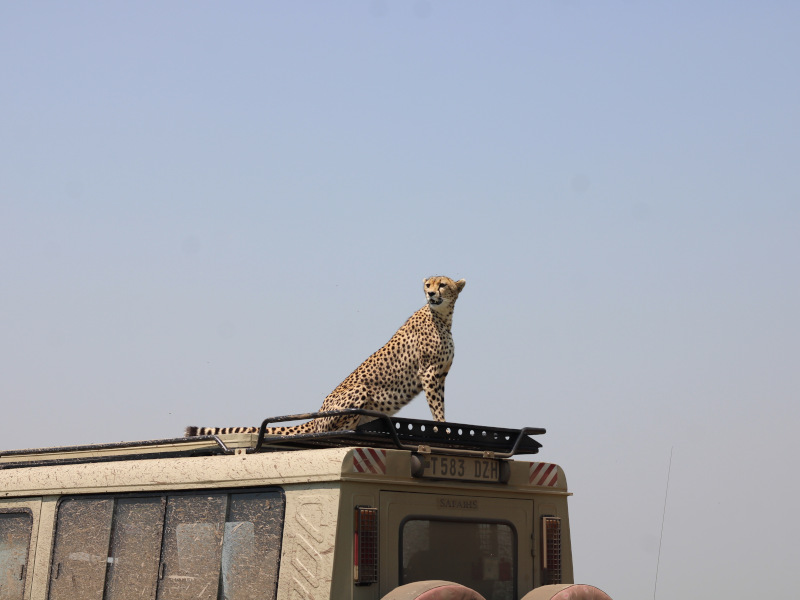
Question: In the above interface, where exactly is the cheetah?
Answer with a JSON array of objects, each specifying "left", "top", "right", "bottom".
[{"left": 185, "top": 276, "right": 466, "bottom": 437}]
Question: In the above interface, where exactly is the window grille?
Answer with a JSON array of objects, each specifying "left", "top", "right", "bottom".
[
  {"left": 542, "top": 516, "right": 562, "bottom": 585},
  {"left": 354, "top": 507, "right": 378, "bottom": 585}
]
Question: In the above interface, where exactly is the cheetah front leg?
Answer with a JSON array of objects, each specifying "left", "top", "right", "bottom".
[{"left": 421, "top": 366, "right": 447, "bottom": 422}]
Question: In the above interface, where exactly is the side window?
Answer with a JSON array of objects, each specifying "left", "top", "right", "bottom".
[
  {"left": 47, "top": 490, "right": 284, "bottom": 600},
  {"left": 0, "top": 511, "right": 33, "bottom": 600},
  {"left": 105, "top": 497, "right": 166, "bottom": 600},
  {"left": 221, "top": 492, "right": 284, "bottom": 600},
  {"left": 49, "top": 498, "right": 114, "bottom": 600},
  {"left": 156, "top": 494, "right": 227, "bottom": 600}
]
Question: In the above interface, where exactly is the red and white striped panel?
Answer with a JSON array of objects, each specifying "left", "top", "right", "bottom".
[
  {"left": 352, "top": 448, "right": 387, "bottom": 474},
  {"left": 529, "top": 462, "right": 558, "bottom": 487}
]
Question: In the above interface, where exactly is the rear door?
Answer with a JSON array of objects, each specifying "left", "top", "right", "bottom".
[{"left": 379, "top": 491, "right": 533, "bottom": 599}]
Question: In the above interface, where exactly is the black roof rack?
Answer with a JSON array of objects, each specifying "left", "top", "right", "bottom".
[
  {"left": 243, "top": 409, "right": 545, "bottom": 457},
  {"left": 0, "top": 410, "right": 545, "bottom": 469}
]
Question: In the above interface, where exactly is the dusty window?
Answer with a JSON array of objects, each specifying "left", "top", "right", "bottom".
[
  {"left": 156, "top": 494, "right": 227, "bottom": 600},
  {"left": 105, "top": 497, "right": 166, "bottom": 600},
  {"left": 47, "top": 490, "right": 284, "bottom": 600},
  {"left": 49, "top": 498, "right": 114, "bottom": 600},
  {"left": 0, "top": 511, "right": 33, "bottom": 600},
  {"left": 221, "top": 492, "right": 284, "bottom": 600},
  {"left": 401, "top": 519, "right": 517, "bottom": 600}
]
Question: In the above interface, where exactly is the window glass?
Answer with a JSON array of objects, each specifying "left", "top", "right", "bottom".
[
  {"left": 401, "top": 519, "right": 516, "bottom": 600},
  {"left": 220, "top": 492, "right": 284, "bottom": 600},
  {"left": 0, "top": 512, "right": 33, "bottom": 600},
  {"left": 49, "top": 498, "right": 114, "bottom": 600},
  {"left": 105, "top": 497, "right": 166, "bottom": 600},
  {"left": 45, "top": 489, "right": 284, "bottom": 600},
  {"left": 156, "top": 495, "right": 227, "bottom": 600}
]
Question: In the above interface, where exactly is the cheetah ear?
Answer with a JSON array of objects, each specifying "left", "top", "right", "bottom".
[{"left": 456, "top": 279, "right": 466, "bottom": 291}]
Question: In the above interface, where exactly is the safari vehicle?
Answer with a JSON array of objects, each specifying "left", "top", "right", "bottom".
[{"left": 0, "top": 409, "right": 612, "bottom": 600}]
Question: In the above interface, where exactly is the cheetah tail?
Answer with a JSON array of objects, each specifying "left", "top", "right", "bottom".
[
  {"left": 184, "top": 424, "right": 307, "bottom": 437},
  {"left": 184, "top": 425, "right": 261, "bottom": 436}
]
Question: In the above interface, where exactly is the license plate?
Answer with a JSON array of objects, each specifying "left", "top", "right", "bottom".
[{"left": 411, "top": 454, "right": 508, "bottom": 483}]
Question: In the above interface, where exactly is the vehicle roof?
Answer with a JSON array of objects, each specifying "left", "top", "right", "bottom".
[
  {"left": 0, "top": 413, "right": 558, "bottom": 496},
  {"left": 0, "top": 443, "right": 568, "bottom": 498},
  {"left": 1, "top": 411, "right": 545, "bottom": 468},
  {"left": 0, "top": 445, "right": 355, "bottom": 496}
]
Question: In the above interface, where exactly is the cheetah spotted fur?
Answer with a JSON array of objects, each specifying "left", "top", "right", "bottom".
[{"left": 186, "top": 276, "right": 466, "bottom": 436}]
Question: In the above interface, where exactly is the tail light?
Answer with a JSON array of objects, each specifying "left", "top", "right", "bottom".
[
  {"left": 542, "top": 516, "right": 562, "bottom": 585},
  {"left": 354, "top": 506, "right": 378, "bottom": 585}
]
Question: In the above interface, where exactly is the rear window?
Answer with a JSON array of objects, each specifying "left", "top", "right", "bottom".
[
  {"left": 0, "top": 510, "right": 33, "bottom": 600},
  {"left": 48, "top": 489, "right": 284, "bottom": 600},
  {"left": 400, "top": 518, "right": 516, "bottom": 600}
]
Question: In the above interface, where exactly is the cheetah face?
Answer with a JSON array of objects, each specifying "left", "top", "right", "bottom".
[{"left": 423, "top": 276, "right": 466, "bottom": 307}]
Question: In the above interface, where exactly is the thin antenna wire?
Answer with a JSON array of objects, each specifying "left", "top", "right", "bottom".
[{"left": 654, "top": 446, "right": 674, "bottom": 600}]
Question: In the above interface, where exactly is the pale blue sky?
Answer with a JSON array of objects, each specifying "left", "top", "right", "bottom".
[{"left": 2, "top": 2, "right": 799, "bottom": 598}]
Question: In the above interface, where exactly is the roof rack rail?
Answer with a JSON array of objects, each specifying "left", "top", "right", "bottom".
[
  {"left": 238, "top": 409, "right": 545, "bottom": 457},
  {"left": 0, "top": 436, "right": 233, "bottom": 470}
]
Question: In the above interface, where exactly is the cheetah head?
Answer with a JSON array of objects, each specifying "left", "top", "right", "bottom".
[{"left": 423, "top": 276, "right": 466, "bottom": 307}]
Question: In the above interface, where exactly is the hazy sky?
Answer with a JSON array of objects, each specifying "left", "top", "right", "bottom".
[{"left": 2, "top": 2, "right": 798, "bottom": 598}]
